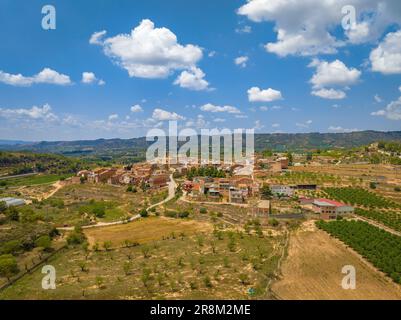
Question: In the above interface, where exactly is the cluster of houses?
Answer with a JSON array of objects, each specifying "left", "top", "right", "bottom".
[
  {"left": 256, "top": 157, "right": 289, "bottom": 174},
  {"left": 183, "top": 176, "right": 259, "bottom": 204},
  {"left": 77, "top": 164, "right": 170, "bottom": 189}
]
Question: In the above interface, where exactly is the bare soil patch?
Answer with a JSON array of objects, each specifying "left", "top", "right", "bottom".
[{"left": 272, "top": 221, "right": 401, "bottom": 300}]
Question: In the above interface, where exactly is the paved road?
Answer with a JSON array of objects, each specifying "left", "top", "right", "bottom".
[{"left": 58, "top": 173, "right": 177, "bottom": 231}]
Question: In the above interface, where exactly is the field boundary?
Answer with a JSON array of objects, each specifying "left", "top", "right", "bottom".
[{"left": 0, "top": 245, "right": 68, "bottom": 292}]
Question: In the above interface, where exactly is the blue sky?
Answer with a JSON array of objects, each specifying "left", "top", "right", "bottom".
[{"left": 0, "top": 0, "right": 401, "bottom": 141}]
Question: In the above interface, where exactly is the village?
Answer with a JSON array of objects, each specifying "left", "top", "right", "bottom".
[{"left": 69, "top": 154, "right": 355, "bottom": 221}]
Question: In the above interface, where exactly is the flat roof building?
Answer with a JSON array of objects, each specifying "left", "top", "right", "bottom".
[{"left": 0, "top": 197, "right": 26, "bottom": 207}]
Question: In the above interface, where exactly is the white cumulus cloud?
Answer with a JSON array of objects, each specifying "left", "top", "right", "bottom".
[
  {"left": 89, "top": 30, "right": 107, "bottom": 45},
  {"left": 371, "top": 97, "right": 401, "bottom": 120},
  {"left": 234, "top": 56, "right": 249, "bottom": 68},
  {"left": 200, "top": 103, "right": 241, "bottom": 114},
  {"left": 328, "top": 126, "right": 360, "bottom": 133},
  {"left": 312, "top": 88, "right": 346, "bottom": 100},
  {"left": 0, "top": 68, "right": 71, "bottom": 86},
  {"left": 130, "top": 104, "right": 143, "bottom": 113},
  {"left": 152, "top": 108, "right": 185, "bottom": 121},
  {"left": 174, "top": 67, "right": 210, "bottom": 91},
  {"left": 309, "top": 59, "right": 361, "bottom": 88},
  {"left": 81, "top": 72, "right": 105, "bottom": 85},
  {"left": 248, "top": 86, "right": 282, "bottom": 102},
  {"left": 91, "top": 19, "right": 203, "bottom": 79},
  {"left": 0, "top": 103, "right": 58, "bottom": 122},
  {"left": 237, "top": 0, "right": 401, "bottom": 57},
  {"left": 370, "top": 30, "right": 401, "bottom": 74}
]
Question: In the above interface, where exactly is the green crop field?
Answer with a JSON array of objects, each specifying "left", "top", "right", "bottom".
[{"left": 316, "top": 220, "right": 401, "bottom": 284}]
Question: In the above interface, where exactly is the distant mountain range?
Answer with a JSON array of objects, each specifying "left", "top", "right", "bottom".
[
  {"left": 0, "top": 139, "right": 34, "bottom": 146},
  {"left": 1, "top": 131, "right": 401, "bottom": 155}
]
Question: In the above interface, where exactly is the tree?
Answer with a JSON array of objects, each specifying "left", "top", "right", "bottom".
[
  {"left": 260, "top": 184, "right": 273, "bottom": 200},
  {"left": 126, "top": 185, "right": 133, "bottom": 192},
  {"left": 1, "top": 240, "right": 21, "bottom": 255},
  {"left": 103, "top": 241, "right": 112, "bottom": 251},
  {"left": 239, "top": 273, "right": 250, "bottom": 285},
  {"left": 203, "top": 276, "right": 212, "bottom": 288},
  {"left": 269, "top": 218, "right": 279, "bottom": 227},
  {"left": 0, "top": 201, "right": 7, "bottom": 213},
  {"left": 306, "top": 152, "right": 313, "bottom": 161},
  {"left": 0, "top": 254, "right": 19, "bottom": 281},
  {"left": 141, "top": 268, "right": 152, "bottom": 288},
  {"left": 78, "top": 261, "right": 88, "bottom": 272},
  {"left": 141, "top": 246, "right": 151, "bottom": 258},
  {"left": 93, "top": 206, "right": 105, "bottom": 218},
  {"left": 67, "top": 227, "right": 86, "bottom": 246},
  {"left": 139, "top": 209, "right": 148, "bottom": 218},
  {"left": 34, "top": 235, "right": 52, "bottom": 252},
  {"left": 262, "top": 149, "right": 273, "bottom": 158},
  {"left": 123, "top": 261, "right": 132, "bottom": 276},
  {"left": 286, "top": 152, "right": 293, "bottom": 166},
  {"left": 5, "top": 207, "right": 19, "bottom": 221},
  {"left": 123, "top": 239, "right": 133, "bottom": 248},
  {"left": 179, "top": 211, "right": 189, "bottom": 218}
]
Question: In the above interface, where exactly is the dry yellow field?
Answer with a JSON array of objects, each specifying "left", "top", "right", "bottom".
[
  {"left": 84, "top": 217, "right": 213, "bottom": 248},
  {"left": 272, "top": 221, "right": 401, "bottom": 300}
]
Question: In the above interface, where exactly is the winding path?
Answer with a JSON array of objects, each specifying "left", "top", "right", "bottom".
[{"left": 58, "top": 174, "right": 177, "bottom": 231}]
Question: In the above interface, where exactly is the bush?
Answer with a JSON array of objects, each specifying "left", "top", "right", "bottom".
[
  {"left": 67, "top": 229, "right": 86, "bottom": 245},
  {"left": 199, "top": 208, "right": 207, "bottom": 214},
  {"left": 139, "top": 209, "right": 148, "bottom": 218},
  {"left": 92, "top": 206, "right": 105, "bottom": 218},
  {"left": 178, "top": 211, "right": 190, "bottom": 218},
  {"left": 5, "top": 207, "right": 19, "bottom": 221},
  {"left": 0, "top": 240, "right": 21, "bottom": 255},
  {"left": 0, "top": 254, "right": 19, "bottom": 280},
  {"left": 0, "top": 201, "right": 7, "bottom": 213},
  {"left": 165, "top": 211, "right": 178, "bottom": 218},
  {"left": 126, "top": 186, "right": 133, "bottom": 192},
  {"left": 269, "top": 218, "right": 279, "bottom": 227},
  {"left": 203, "top": 276, "right": 213, "bottom": 288},
  {"left": 35, "top": 235, "right": 52, "bottom": 251}
]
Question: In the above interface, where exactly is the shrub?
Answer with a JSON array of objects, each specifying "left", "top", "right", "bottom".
[
  {"left": 178, "top": 211, "right": 189, "bottom": 218},
  {"left": 269, "top": 218, "right": 279, "bottom": 227},
  {"left": 0, "top": 240, "right": 21, "bottom": 255},
  {"left": 34, "top": 235, "right": 52, "bottom": 251},
  {"left": 67, "top": 228, "right": 86, "bottom": 246},
  {"left": 203, "top": 276, "right": 212, "bottom": 288},
  {"left": 0, "top": 254, "right": 19, "bottom": 280},
  {"left": 139, "top": 209, "right": 148, "bottom": 218},
  {"left": 92, "top": 206, "right": 105, "bottom": 218}
]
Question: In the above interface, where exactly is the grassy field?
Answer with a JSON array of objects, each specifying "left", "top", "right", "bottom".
[
  {"left": 271, "top": 221, "right": 401, "bottom": 300},
  {"left": 0, "top": 219, "right": 284, "bottom": 300},
  {"left": 1, "top": 174, "right": 72, "bottom": 187},
  {"left": 84, "top": 217, "right": 213, "bottom": 248}
]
